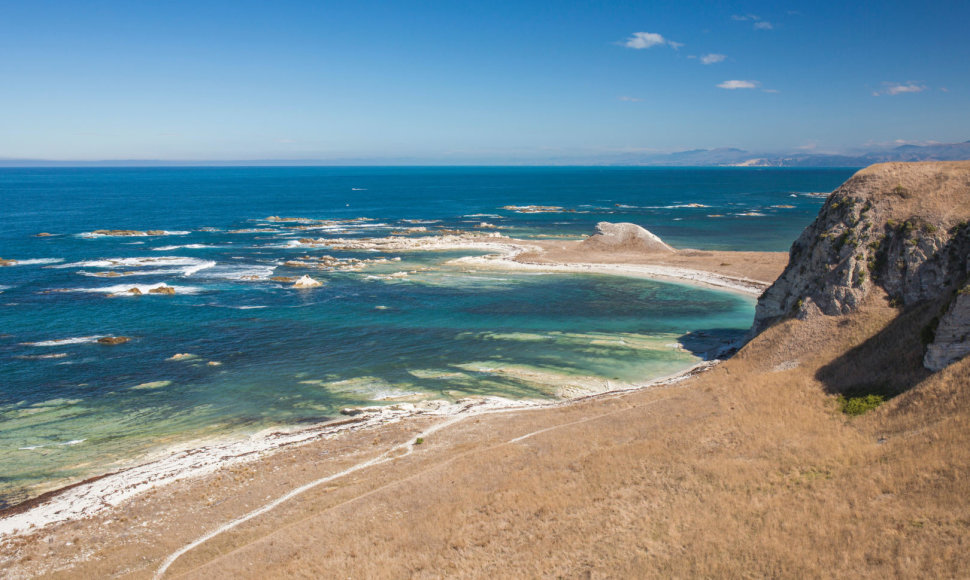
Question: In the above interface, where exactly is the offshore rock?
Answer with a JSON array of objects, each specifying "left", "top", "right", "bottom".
[
  {"left": 292, "top": 275, "right": 323, "bottom": 288},
  {"left": 148, "top": 286, "right": 176, "bottom": 295},
  {"left": 97, "top": 336, "right": 131, "bottom": 345},
  {"left": 579, "top": 222, "right": 675, "bottom": 253}
]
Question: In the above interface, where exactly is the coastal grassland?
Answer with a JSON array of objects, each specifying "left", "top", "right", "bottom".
[{"left": 4, "top": 290, "right": 968, "bottom": 578}]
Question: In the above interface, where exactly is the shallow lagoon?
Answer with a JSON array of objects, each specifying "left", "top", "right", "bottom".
[{"left": 0, "top": 166, "right": 853, "bottom": 505}]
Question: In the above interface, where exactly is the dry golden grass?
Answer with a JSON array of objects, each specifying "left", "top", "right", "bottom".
[{"left": 851, "top": 161, "right": 970, "bottom": 227}]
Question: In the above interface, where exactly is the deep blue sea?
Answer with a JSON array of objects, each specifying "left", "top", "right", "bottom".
[{"left": 0, "top": 166, "right": 854, "bottom": 506}]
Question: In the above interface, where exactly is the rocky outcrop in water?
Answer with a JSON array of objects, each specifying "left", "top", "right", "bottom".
[
  {"left": 97, "top": 336, "right": 130, "bottom": 345},
  {"left": 752, "top": 162, "right": 970, "bottom": 371},
  {"left": 292, "top": 275, "right": 323, "bottom": 288},
  {"left": 580, "top": 222, "right": 675, "bottom": 253}
]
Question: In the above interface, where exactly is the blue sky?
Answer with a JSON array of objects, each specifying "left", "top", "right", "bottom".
[{"left": 1, "top": 0, "right": 968, "bottom": 162}]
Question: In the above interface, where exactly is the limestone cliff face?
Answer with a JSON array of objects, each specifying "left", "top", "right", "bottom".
[
  {"left": 751, "top": 162, "right": 970, "bottom": 371},
  {"left": 924, "top": 290, "right": 970, "bottom": 371}
]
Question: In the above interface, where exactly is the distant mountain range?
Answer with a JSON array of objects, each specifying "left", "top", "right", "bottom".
[
  {"left": 1, "top": 141, "right": 968, "bottom": 167},
  {"left": 607, "top": 140, "right": 970, "bottom": 167}
]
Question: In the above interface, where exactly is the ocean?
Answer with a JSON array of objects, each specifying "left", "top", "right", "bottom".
[{"left": 0, "top": 166, "right": 855, "bottom": 507}]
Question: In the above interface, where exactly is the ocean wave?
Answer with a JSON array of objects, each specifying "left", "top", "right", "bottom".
[
  {"left": 204, "top": 264, "right": 276, "bottom": 281},
  {"left": 78, "top": 230, "right": 190, "bottom": 238},
  {"left": 56, "top": 256, "right": 216, "bottom": 277},
  {"left": 662, "top": 203, "right": 710, "bottom": 209},
  {"left": 21, "top": 336, "right": 103, "bottom": 347},
  {"left": 5, "top": 258, "right": 66, "bottom": 266},
  {"left": 67, "top": 282, "right": 204, "bottom": 296},
  {"left": 151, "top": 244, "right": 219, "bottom": 251}
]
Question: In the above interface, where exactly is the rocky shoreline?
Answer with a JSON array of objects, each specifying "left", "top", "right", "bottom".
[{"left": 0, "top": 223, "right": 778, "bottom": 540}]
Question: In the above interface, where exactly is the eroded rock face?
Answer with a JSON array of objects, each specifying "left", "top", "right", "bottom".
[
  {"left": 924, "top": 290, "right": 970, "bottom": 371},
  {"left": 580, "top": 222, "right": 675, "bottom": 253},
  {"left": 751, "top": 162, "right": 970, "bottom": 370}
]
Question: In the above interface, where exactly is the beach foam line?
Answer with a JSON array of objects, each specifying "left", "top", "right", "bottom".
[{"left": 449, "top": 253, "right": 768, "bottom": 296}]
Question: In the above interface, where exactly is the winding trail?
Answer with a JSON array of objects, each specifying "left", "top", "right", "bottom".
[
  {"left": 155, "top": 395, "right": 672, "bottom": 578},
  {"left": 154, "top": 415, "right": 466, "bottom": 578}
]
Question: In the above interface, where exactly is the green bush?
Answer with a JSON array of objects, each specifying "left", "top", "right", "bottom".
[{"left": 838, "top": 394, "right": 885, "bottom": 416}]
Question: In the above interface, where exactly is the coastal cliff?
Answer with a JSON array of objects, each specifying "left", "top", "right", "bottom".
[{"left": 753, "top": 162, "right": 970, "bottom": 371}]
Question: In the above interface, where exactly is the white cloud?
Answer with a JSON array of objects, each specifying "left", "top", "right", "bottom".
[
  {"left": 622, "top": 31, "right": 681, "bottom": 49},
  {"left": 732, "top": 14, "right": 773, "bottom": 29},
  {"left": 700, "top": 53, "right": 726, "bottom": 65},
  {"left": 718, "top": 80, "right": 758, "bottom": 90},
  {"left": 618, "top": 96, "right": 643, "bottom": 102},
  {"left": 872, "top": 82, "right": 927, "bottom": 96}
]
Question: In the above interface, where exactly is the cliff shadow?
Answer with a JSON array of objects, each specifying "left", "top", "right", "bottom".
[
  {"left": 815, "top": 301, "right": 938, "bottom": 397},
  {"left": 677, "top": 328, "right": 750, "bottom": 360}
]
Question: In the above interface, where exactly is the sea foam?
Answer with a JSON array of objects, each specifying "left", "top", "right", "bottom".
[{"left": 22, "top": 336, "right": 104, "bottom": 347}]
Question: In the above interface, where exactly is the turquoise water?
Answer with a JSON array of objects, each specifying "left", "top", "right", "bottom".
[{"left": 0, "top": 166, "right": 854, "bottom": 506}]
